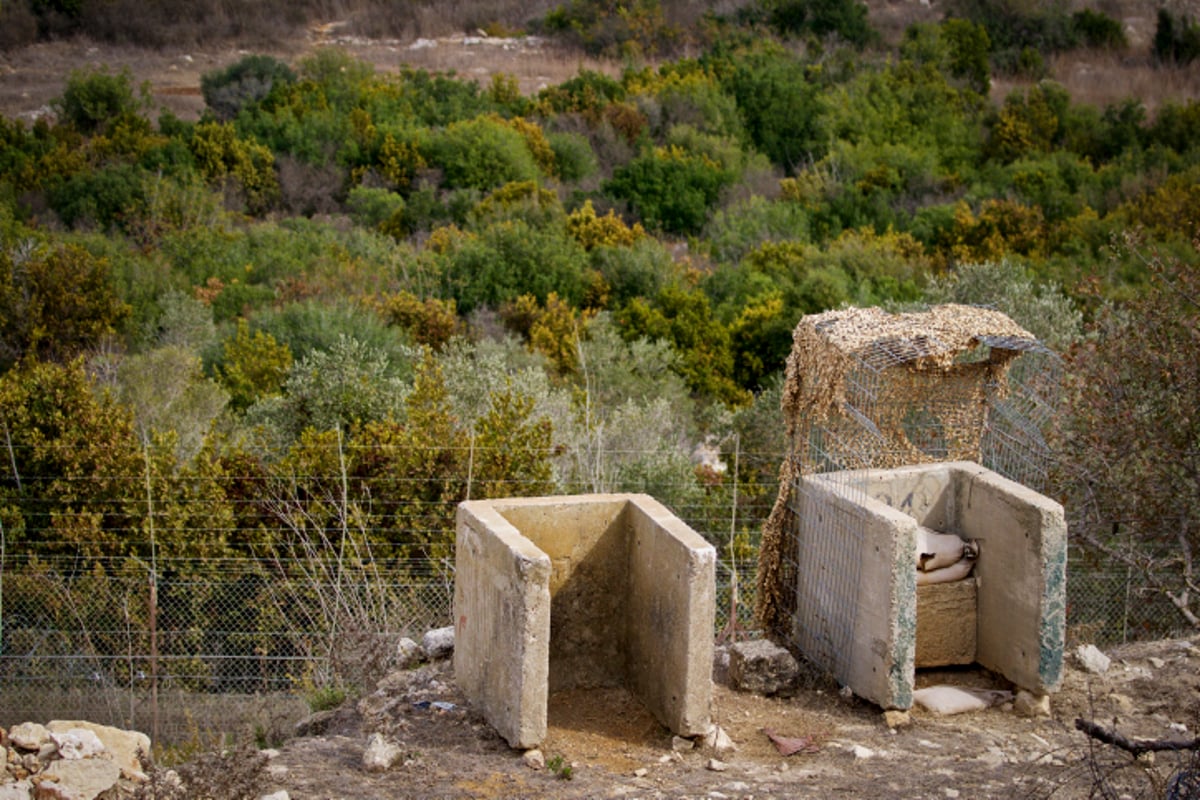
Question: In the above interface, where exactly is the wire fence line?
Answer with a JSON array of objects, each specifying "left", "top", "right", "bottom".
[{"left": 0, "top": 462, "right": 1189, "bottom": 747}]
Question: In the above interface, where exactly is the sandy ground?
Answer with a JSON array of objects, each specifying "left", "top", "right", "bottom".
[{"left": 198, "top": 635, "right": 1200, "bottom": 800}]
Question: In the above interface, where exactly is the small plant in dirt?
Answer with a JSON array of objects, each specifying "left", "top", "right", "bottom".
[
  {"left": 304, "top": 683, "right": 349, "bottom": 712},
  {"left": 546, "top": 754, "right": 574, "bottom": 780}
]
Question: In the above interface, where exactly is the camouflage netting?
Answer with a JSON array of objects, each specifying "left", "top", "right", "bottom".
[{"left": 755, "top": 304, "right": 1049, "bottom": 637}]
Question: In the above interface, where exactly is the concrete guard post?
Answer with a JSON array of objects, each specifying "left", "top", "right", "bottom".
[
  {"left": 454, "top": 494, "right": 716, "bottom": 749},
  {"left": 798, "top": 462, "right": 1066, "bottom": 709}
]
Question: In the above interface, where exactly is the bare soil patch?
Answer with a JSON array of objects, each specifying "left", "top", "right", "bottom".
[{"left": 249, "top": 636, "right": 1200, "bottom": 800}]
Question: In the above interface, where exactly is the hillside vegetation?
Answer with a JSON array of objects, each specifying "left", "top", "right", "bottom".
[{"left": 1, "top": 0, "right": 1199, "bottom": 653}]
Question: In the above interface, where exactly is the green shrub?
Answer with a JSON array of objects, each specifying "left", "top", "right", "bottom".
[
  {"left": 548, "top": 131, "right": 599, "bottom": 182},
  {"left": 47, "top": 163, "right": 145, "bottom": 231},
  {"left": 724, "top": 51, "right": 826, "bottom": 173},
  {"left": 541, "top": 0, "right": 679, "bottom": 58},
  {"left": 606, "top": 145, "right": 736, "bottom": 234},
  {"left": 439, "top": 220, "right": 589, "bottom": 312},
  {"left": 200, "top": 54, "right": 297, "bottom": 121},
  {"left": 762, "top": 0, "right": 876, "bottom": 45},
  {"left": 55, "top": 66, "right": 145, "bottom": 135},
  {"left": 428, "top": 117, "right": 541, "bottom": 191},
  {"left": 1153, "top": 8, "right": 1200, "bottom": 65},
  {"left": 346, "top": 186, "right": 406, "bottom": 231},
  {"left": 1071, "top": 9, "right": 1126, "bottom": 49}
]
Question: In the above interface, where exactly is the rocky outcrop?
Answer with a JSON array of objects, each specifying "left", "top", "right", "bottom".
[{"left": 2, "top": 721, "right": 149, "bottom": 799}]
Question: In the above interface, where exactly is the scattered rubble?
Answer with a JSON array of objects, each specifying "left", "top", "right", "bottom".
[
  {"left": 1, "top": 721, "right": 149, "bottom": 800},
  {"left": 727, "top": 638, "right": 801, "bottom": 696}
]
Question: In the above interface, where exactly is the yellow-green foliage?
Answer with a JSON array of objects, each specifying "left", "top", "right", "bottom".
[
  {"left": 190, "top": 121, "right": 280, "bottom": 213},
  {"left": 1116, "top": 166, "right": 1200, "bottom": 241},
  {"left": 378, "top": 132, "right": 426, "bottom": 190},
  {"left": 566, "top": 200, "right": 646, "bottom": 250},
  {"left": 948, "top": 199, "right": 1047, "bottom": 262},
  {"left": 376, "top": 290, "right": 461, "bottom": 349},
  {"left": 472, "top": 180, "right": 562, "bottom": 222},
  {"left": 501, "top": 116, "right": 556, "bottom": 175},
  {"left": 218, "top": 319, "right": 294, "bottom": 410},
  {"left": 502, "top": 292, "right": 595, "bottom": 376}
]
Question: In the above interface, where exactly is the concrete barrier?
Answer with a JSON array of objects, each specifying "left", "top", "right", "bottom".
[
  {"left": 454, "top": 494, "right": 716, "bottom": 749},
  {"left": 793, "top": 462, "right": 1065, "bottom": 709}
]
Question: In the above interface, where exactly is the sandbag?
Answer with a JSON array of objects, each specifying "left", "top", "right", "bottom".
[
  {"left": 916, "top": 527, "right": 968, "bottom": 572},
  {"left": 916, "top": 556, "right": 977, "bottom": 585},
  {"left": 912, "top": 685, "right": 1013, "bottom": 715}
]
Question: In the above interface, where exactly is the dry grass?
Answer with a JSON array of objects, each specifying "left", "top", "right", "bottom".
[{"left": 992, "top": 49, "right": 1200, "bottom": 112}]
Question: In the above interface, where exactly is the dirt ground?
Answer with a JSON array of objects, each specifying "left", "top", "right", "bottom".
[{"left": 234, "top": 636, "right": 1200, "bottom": 800}]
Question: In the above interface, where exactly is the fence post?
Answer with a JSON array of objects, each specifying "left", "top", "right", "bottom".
[{"left": 142, "top": 445, "right": 160, "bottom": 747}]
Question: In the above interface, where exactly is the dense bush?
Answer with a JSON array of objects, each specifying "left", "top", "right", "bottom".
[
  {"left": 1153, "top": 8, "right": 1200, "bottom": 65},
  {"left": 606, "top": 144, "right": 737, "bottom": 234},
  {"left": 762, "top": 0, "right": 875, "bottom": 46},
  {"left": 201, "top": 55, "right": 297, "bottom": 121},
  {"left": 55, "top": 67, "right": 145, "bottom": 135},
  {"left": 428, "top": 117, "right": 542, "bottom": 191}
]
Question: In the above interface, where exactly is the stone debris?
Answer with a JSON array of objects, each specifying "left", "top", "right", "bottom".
[
  {"left": 361, "top": 733, "right": 405, "bottom": 773},
  {"left": 259, "top": 792, "right": 290, "bottom": 800},
  {"left": 671, "top": 736, "right": 695, "bottom": 752},
  {"left": 1075, "top": 643, "right": 1111, "bottom": 674},
  {"left": 1013, "top": 690, "right": 1051, "bottom": 718},
  {"left": 882, "top": 710, "right": 911, "bottom": 729},
  {"left": 707, "top": 758, "right": 729, "bottom": 772},
  {"left": 2, "top": 721, "right": 149, "bottom": 800},
  {"left": 701, "top": 724, "right": 737, "bottom": 754},
  {"left": 396, "top": 637, "right": 423, "bottom": 669},
  {"left": 521, "top": 749, "right": 545, "bottom": 770},
  {"left": 728, "top": 639, "right": 800, "bottom": 697},
  {"left": 851, "top": 744, "right": 876, "bottom": 760},
  {"left": 421, "top": 626, "right": 456, "bottom": 660}
]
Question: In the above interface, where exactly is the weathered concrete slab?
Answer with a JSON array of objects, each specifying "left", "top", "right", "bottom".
[{"left": 454, "top": 494, "right": 716, "bottom": 749}]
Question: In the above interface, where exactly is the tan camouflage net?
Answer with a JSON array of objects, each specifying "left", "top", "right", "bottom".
[{"left": 755, "top": 304, "right": 1043, "bottom": 637}]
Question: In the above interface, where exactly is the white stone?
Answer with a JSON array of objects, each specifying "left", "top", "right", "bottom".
[
  {"left": 396, "top": 637, "right": 423, "bottom": 668},
  {"left": 1075, "top": 644, "right": 1111, "bottom": 674},
  {"left": 851, "top": 744, "right": 875, "bottom": 760},
  {"left": 522, "top": 749, "right": 545, "bottom": 770},
  {"left": 702, "top": 725, "right": 737, "bottom": 754},
  {"left": 633, "top": 768, "right": 648, "bottom": 777},
  {"left": 46, "top": 722, "right": 149, "bottom": 777},
  {"left": 1149, "top": 657, "right": 1165, "bottom": 669},
  {"left": 361, "top": 733, "right": 404, "bottom": 773},
  {"left": 671, "top": 735, "right": 694, "bottom": 752},
  {"left": 50, "top": 729, "right": 105, "bottom": 760},
  {"left": 259, "top": 793, "right": 290, "bottom": 800},
  {"left": 8, "top": 723, "right": 50, "bottom": 751},
  {"left": 707, "top": 758, "right": 728, "bottom": 771},
  {"left": 421, "top": 626, "right": 455, "bottom": 660},
  {"left": 43, "top": 758, "right": 122, "bottom": 800},
  {"left": 944, "top": 790, "right": 960, "bottom": 799},
  {"left": 0, "top": 781, "right": 33, "bottom": 800}
]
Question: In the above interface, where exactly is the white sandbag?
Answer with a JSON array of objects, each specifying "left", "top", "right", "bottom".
[
  {"left": 912, "top": 686, "right": 1013, "bottom": 715},
  {"left": 916, "top": 557, "right": 977, "bottom": 585},
  {"left": 915, "top": 527, "right": 968, "bottom": 572}
]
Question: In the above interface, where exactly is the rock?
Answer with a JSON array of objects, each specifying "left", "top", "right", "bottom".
[
  {"left": 712, "top": 645, "right": 731, "bottom": 685},
  {"left": 396, "top": 637, "right": 423, "bottom": 668},
  {"left": 42, "top": 758, "right": 121, "bottom": 800},
  {"left": 1075, "top": 643, "right": 1111, "bottom": 674},
  {"left": 671, "top": 736, "right": 694, "bottom": 752},
  {"left": 882, "top": 710, "right": 911, "bottom": 729},
  {"left": 9, "top": 724, "right": 50, "bottom": 752},
  {"left": 357, "top": 692, "right": 399, "bottom": 718},
  {"left": 259, "top": 792, "right": 290, "bottom": 800},
  {"left": 421, "top": 627, "right": 455, "bottom": 660},
  {"left": 0, "top": 781, "right": 33, "bottom": 800},
  {"left": 1013, "top": 690, "right": 1051, "bottom": 718},
  {"left": 727, "top": 639, "right": 800, "bottom": 696},
  {"left": 46, "top": 722, "right": 149, "bottom": 777},
  {"left": 707, "top": 758, "right": 729, "bottom": 772},
  {"left": 362, "top": 733, "right": 404, "bottom": 773},
  {"left": 702, "top": 725, "right": 737, "bottom": 754},
  {"left": 1149, "top": 657, "right": 1165, "bottom": 669},
  {"left": 522, "top": 749, "right": 544, "bottom": 770},
  {"left": 851, "top": 744, "right": 875, "bottom": 760},
  {"left": 49, "top": 729, "right": 105, "bottom": 761},
  {"left": 294, "top": 709, "right": 338, "bottom": 738},
  {"left": 633, "top": 768, "right": 648, "bottom": 778}
]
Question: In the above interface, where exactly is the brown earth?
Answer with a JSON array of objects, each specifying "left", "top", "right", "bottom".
[{"left": 235, "top": 636, "right": 1200, "bottom": 800}]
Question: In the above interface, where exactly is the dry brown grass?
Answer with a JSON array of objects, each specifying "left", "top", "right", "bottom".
[{"left": 992, "top": 49, "right": 1200, "bottom": 112}]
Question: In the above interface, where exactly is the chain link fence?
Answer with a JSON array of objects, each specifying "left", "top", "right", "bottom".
[{"left": 0, "top": 479, "right": 1189, "bottom": 748}]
